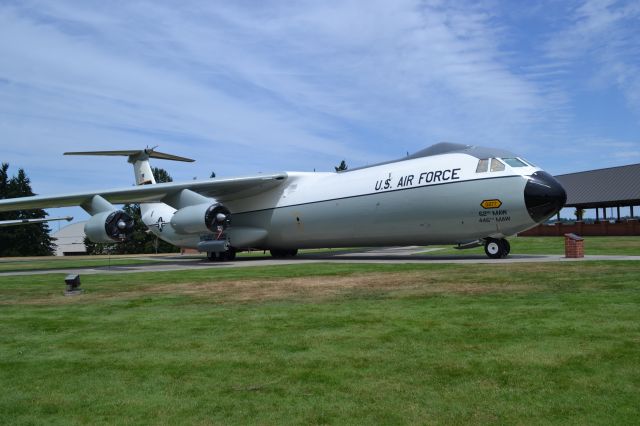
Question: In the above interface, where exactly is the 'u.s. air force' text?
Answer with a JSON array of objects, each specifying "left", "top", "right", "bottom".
[{"left": 374, "top": 168, "right": 461, "bottom": 191}]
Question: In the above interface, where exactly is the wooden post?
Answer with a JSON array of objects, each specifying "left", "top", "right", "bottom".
[
  {"left": 596, "top": 208, "right": 600, "bottom": 222},
  {"left": 617, "top": 206, "right": 621, "bottom": 221}
]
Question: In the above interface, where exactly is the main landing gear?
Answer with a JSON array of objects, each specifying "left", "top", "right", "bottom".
[
  {"left": 270, "top": 249, "right": 298, "bottom": 259},
  {"left": 207, "top": 248, "right": 237, "bottom": 261},
  {"left": 484, "top": 238, "right": 510, "bottom": 259}
]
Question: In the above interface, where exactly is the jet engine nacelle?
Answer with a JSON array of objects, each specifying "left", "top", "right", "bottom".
[
  {"left": 170, "top": 203, "right": 231, "bottom": 235},
  {"left": 84, "top": 210, "right": 135, "bottom": 243}
]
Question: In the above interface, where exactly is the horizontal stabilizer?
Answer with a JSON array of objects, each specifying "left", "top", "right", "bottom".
[{"left": 64, "top": 147, "right": 194, "bottom": 163}]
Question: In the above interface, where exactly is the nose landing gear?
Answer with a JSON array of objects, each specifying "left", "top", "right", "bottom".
[{"left": 484, "top": 238, "right": 510, "bottom": 259}]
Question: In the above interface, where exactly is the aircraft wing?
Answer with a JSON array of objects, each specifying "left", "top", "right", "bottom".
[
  {"left": 0, "top": 216, "right": 73, "bottom": 227},
  {"left": 0, "top": 173, "right": 288, "bottom": 212}
]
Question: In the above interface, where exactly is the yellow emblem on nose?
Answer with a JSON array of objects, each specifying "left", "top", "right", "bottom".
[{"left": 481, "top": 199, "right": 502, "bottom": 209}]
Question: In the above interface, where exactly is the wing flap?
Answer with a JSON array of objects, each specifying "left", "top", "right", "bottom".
[{"left": 0, "top": 173, "right": 287, "bottom": 212}]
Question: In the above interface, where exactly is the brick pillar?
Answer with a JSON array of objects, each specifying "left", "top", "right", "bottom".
[{"left": 564, "top": 233, "right": 584, "bottom": 258}]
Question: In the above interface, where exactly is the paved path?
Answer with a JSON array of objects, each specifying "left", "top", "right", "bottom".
[{"left": 1, "top": 247, "right": 639, "bottom": 277}]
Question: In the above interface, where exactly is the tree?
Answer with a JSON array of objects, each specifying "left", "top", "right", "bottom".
[
  {"left": 0, "top": 163, "right": 55, "bottom": 256},
  {"left": 85, "top": 167, "right": 179, "bottom": 255},
  {"left": 83, "top": 236, "right": 114, "bottom": 255},
  {"left": 335, "top": 160, "right": 348, "bottom": 172},
  {"left": 210, "top": 171, "right": 216, "bottom": 178},
  {"left": 153, "top": 167, "right": 173, "bottom": 184},
  {"left": 0, "top": 163, "right": 7, "bottom": 200},
  {"left": 575, "top": 208, "right": 585, "bottom": 221}
]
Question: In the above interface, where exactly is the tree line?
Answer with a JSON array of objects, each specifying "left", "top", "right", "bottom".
[{"left": 0, "top": 163, "right": 55, "bottom": 256}]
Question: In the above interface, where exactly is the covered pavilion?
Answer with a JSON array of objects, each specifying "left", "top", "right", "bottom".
[
  {"left": 521, "top": 163, "right": 639, "bottom": 236},
  {"left": 555, "top": 163, "right": 640, "bottom": 221}
]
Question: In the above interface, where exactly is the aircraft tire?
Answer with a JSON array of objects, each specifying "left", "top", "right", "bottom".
[
  {"left": 223, "top": 248, "right": 237, "bottom": 261},
  {"left": 270, "top": 249, "right": 288, "bottom": 258},
  {"left": 207, "top": 252, "right": 218, "bottom": 261},
  {"left": 502, "top": 239, "right": 511, "bottom": 256},
  {"left": 484, "top": 238, "right": 506, "bottom": 259},
  {"left": 270, "top": 249, "right": 298, "bottom": 258}
]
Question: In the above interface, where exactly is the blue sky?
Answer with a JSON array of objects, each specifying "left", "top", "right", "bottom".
[{"left": 1, "top": 0, "right": 639, "bottom": 222}]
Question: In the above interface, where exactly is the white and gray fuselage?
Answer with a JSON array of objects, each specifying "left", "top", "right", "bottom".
[{"left": 141, "top": 147, "right": 564, "bottom": 251}]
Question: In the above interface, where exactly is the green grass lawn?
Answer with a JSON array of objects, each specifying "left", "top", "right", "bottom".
[
  {"left": 1, "top": 262, "right": 639, "bottom": 424},
  {"left": 0, "top": 257, "right": 162, "bottom": 273},
  {"left": 421, "top": 236, "right": 640, "bottom": 256}
]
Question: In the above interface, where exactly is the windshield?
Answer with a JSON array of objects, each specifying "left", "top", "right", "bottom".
[
  {"left": 501, "top": 157, "right": 528, "bottom": 167},
  {"left": 490, "top": 158, "right": 505, "bottom": 172},
  {"left": 476, "top": 159, "right": 489, "bottom": 173},
  {"left": 519, "top": 157, "right": 535, "bottom": 167}
]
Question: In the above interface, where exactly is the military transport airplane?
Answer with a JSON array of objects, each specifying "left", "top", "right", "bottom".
[{"left": 0, "top": 143, "right": 566, "bottom": 260}]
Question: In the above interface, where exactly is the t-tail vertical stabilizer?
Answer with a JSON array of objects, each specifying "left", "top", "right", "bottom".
[
  {"left": 64, "top": 147, "right": 194, "bottom": 186},
  {"left": 64, "top": 147, "right": 195, "bottom": 218}
]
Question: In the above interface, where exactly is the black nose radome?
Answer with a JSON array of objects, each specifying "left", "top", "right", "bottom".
[{"left": 524, "top": 171, "right": 567, "bottom": 223}]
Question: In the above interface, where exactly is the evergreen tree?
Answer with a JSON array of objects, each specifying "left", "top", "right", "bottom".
[
  {"left": 83, "top": 236, "right": 114, "bottom": 255},
  {"left": 0, "top": 163, "right": 55, "bottom": 256},
  {"left": 153, "top": 167, "right": 173, "bottom": 184},
  {"left": 0, "top": 163, "right": 8, "bottom": 200},
  {"left": 335, "top": 160, "right": 348, "bottom": 172}
]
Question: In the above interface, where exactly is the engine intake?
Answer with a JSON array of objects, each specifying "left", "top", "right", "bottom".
[
  {"left": 171, "top": 203, "right": 231, "bottom": 235},
  {"left": 84, "top": 210, "right": 135, "bottom": 243}
]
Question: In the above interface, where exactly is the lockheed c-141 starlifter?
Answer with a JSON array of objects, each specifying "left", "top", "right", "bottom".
[{"left": 0, "top": 142, "right": 566, "bottom": 259}]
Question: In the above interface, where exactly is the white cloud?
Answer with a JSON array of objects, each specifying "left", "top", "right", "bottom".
[
  {"left": 1, "top": 0, "right": 636, "bottom": 202},
  {"left": 545, "top": 0, "right": 640, "bottom": 112},
  {"left": 612, "top": 150, "right": 640, "bottom": 159},
  {"left": 586, "top": 139, "right": 640, "bottom": 149}
]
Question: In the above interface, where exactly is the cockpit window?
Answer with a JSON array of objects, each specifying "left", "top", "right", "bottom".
[
  {"left": 519, "top": 157, "right": 535, "bottom": 167},
  {"left": 490, "top": 158, "right": 505, "bottom": 172},
  {"left": 476, "top": 159, "right": 489, "bottom": 173},
  {"left": 501, "top": 157, "right": 527, "bottom": 167}
]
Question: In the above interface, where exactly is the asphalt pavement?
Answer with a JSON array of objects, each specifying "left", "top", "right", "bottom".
[{"left": 1, "top": 247, "right": 639, "bottom": 276}]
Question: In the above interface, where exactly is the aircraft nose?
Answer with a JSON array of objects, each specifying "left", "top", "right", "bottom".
[{"left": 524, "top": 171, "right": 567, "bottom": 223}]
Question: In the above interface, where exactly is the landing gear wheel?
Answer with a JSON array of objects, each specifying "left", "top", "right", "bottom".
[
  {"left": 503, "top": 239, "right": 511, "bottom": 256},
  {"left": 270, "top": 249, "right": 287, "bottom": 258},
  {"left": 208, "top": 249, "right": 236, "bottom": 261},
  {"left": 484, "top": 238, "right": 508, "bottom": 259},
  {"left": 222, "top": 248, "right": 237, "bottom": 261},
  {"left": 270, "top": 249, "right": 298, "bottom": 258}
]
